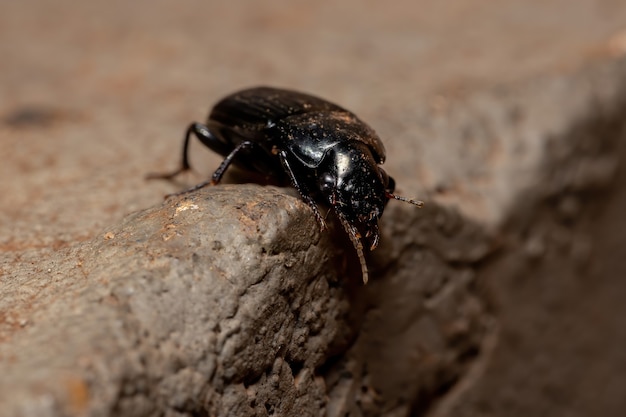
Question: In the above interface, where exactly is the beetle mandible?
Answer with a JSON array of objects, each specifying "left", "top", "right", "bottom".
[{"left": 148, "top": 87, "right": 423, "bottom": 283}]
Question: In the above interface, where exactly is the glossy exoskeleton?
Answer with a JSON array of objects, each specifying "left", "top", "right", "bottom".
[{"left": 148, "top": 87, "right": 423, "bottom": 283}]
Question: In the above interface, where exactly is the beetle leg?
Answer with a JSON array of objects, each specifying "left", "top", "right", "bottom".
[
  {"left": 209, "top": 141, "right": 256, "bottom": 184},
  {"left": 163, "top": 141, "right": 256, "bottom": 198},
  {"left": 147, "top": 123, "right": 230, "bottom": 180},
  {"left": 278, "top": 151, "right": 327, "bottom": 231}
]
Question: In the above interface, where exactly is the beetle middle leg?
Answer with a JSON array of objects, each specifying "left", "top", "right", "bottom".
[
  {"left": 162, "top": 141, "right": 257, "bottom": 198},
  {"left": 147, "top": 122, "right": 231, "bottom": 180}
]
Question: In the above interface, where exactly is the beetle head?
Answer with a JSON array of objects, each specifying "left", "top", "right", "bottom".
[
  {"left": 318, "top": 142, "right": 391, "bottom": 249},
  {"left": 318, "top": 141, "right": 423, "bottom": 283}
]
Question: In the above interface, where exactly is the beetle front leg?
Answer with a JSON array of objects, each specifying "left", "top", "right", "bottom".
[
  {"left": 147, "top": 122, "right": 230, "bottom": 180},
  {"left": 278, "top": 151, "right": 327, "bottom": 231}
]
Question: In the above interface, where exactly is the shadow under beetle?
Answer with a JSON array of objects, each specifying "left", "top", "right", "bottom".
[{"left": 148, "top": 87, "right": 423, "bottom": 283}]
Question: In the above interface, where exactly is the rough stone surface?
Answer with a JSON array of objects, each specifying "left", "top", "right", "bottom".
[
  {"left": 0, "top": 185, "right": 492, "bottom": 417},
  {"left": 2, "top": 1, "right": 626, "bottom": 416},
  {"left": 431, "top": 77, "right": 626, "bottom": 417}
]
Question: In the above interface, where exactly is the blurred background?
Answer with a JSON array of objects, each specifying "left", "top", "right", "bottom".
[{"left": 1, "top": 0, "right": 625, "bottom": 240}]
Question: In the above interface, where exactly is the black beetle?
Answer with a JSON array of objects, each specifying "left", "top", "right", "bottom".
[{"left": 148, "top": 87, "right": 422, "bottom": 283}]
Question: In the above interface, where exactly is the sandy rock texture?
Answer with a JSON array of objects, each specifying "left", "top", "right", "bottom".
[{"left": 1, "top": 1, "right": 626, "bottom": 416}]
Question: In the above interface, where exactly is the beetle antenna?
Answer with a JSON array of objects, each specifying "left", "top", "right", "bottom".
[
  {"left": 336, "top": 214, "right": 369, "bottom": 284},
  {"left": 386, "top": 192, "right": 424, "bottom": 208}
]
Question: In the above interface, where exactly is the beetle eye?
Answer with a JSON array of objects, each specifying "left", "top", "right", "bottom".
[
  {"left": 380, "top": 168, "right": 395, "bottom": 193},
  {"left": 379, "top": 168, "right": 388, "bottom": 181},
  {"left": 319, "top": 173, "right": 336, "bottom": 197},
  {"left": 320, "top": 173, "right": 334, "bottom": 188}
]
